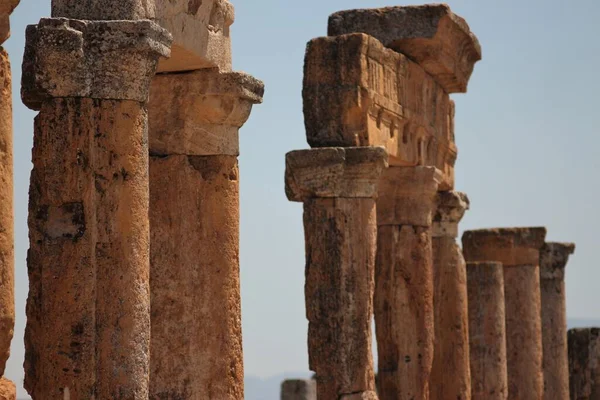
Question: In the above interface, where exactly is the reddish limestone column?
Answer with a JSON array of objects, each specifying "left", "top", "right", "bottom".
[
  {"left": 430, "top": 191, "right": 471, "bottom": 399},
  {"left": 462, "top": 228, "right": 546, "bottom": 400},
  {"left": 568, "top": 328, "right": 600, "bottom": 399},
  {"left": 540, "top": 242, "right": 575, "bottom": 400},
  {"left": 285, "top": 147, "right": 387, "bottom": 400},
  {"left": 21, "top": 3, "right": 171, "bottom": 398},
  {"left": 375, "top": 166, "right": 441, "bottom": 400},
  {"left": 467, "top": 262, "right": 508, "bottom": 400},
  {"left": 148, "top": 70, "right": 263, "bottom": 400}
]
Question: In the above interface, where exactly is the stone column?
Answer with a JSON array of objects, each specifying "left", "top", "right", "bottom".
[
  {"left": 281, "top": 379, "right": 317, "bottom": 400},
  {"left": 467, "top": 261, "right": 508, "bottom": 400},
  {"left": 285, "top": 147, "right": 387, "bottom": 400},
  {"left": 462, "top": 228, "right": 547, "bottom": 400},
  {"left": 21, "top": 2, "right": 171, "bottom": 398},
  {"left": 374, "top": 166, "right": 441, "bottom": 400},
  {"left": 148, "top": 70, "right": 263, "bottom": 399},
  {"left": 430, "top": 191, "right": 471, "bottom": 399},
  {"left": 569, "top": 328, "right": 600, "bottom": 399},
  {"left": 540, "top": 242, "right": 575, "bottom": 400},
  {"left": 0, "top": 2, "right": 18, "bottom": 399}
]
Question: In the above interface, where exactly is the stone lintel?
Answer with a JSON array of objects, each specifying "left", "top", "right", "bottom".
[
  {"left": 285, "top": 147, "right": 388, "bottom": 202},
  {"left": 156, "top": 0, "right": 234, "bottom": 72},
  {"left": 462, "top": 227, "right": 547, "bottom": 266},
  {"left": 432, "top": 191, "right": 469, "bottom": 238},
  {"left": 327, "top": 4, "right": 482, "bottom": 93},
  {"left": 51, "top": 0, "right": 155, "bottom": 21},
  {"left": 149, "top": 70, "right": 264, "bottom": 157},
  {"left": 0, "top": 0, "right": 19, "bottom": 44},
  {"left": 540, "top": 242, "right": 575, "bottom": 280},
  {"left": 280, "top": 379, "right": 316, "bottom": 400},
  {"left": 377, "top": 166, "right": 441, "bottom": 227},
  {"left": 21, "top": 18, "right": 172, "bottom": 110}
]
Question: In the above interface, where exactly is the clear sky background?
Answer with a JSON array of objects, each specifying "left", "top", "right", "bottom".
[{"left": 4, "top": 0, "right": 600, "bottom": 398}]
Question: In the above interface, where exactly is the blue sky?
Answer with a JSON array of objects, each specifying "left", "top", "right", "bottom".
[{"left": 4, "top": 0, "right": 600, "bottom": 397}]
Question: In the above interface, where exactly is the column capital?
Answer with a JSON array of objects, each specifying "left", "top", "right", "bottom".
[
  {"left": 22, "top": 18, "right": 172, "bottom": 110},
  {"left": 285, "top": 147, "right": 388, "bottom": 202},
  {"left": 540, "top": 242, "right": 575, "bottom": 280},
  {"left": 377, "top": 166, "right": 441, "bottom": 227},
  {"left": 149, "top": 70, "right": 264, "bottom": 157},
  {"left": 51, "top": 0, "right": 155, "bottom": 21},
  {"left": 432, "top": 191, "right": 469, "bottom": 237},
  {"left": 327, "top": 4, "right": 481, "bottom": 93},
  {"left": 0, "top": 0, "right": 19, "bottom": 44},
  {"left": 462, "top": 227, "right": 547, "bottom": 266}
]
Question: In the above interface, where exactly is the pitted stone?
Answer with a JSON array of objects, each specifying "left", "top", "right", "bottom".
[
  {"left": 462, "top": 227, "right": 547, "bottom": 266},
  {"left": 0, "top": 378, "right": 15, "bottom": 400},
  {"left": 328, "top": 4, "right": 481, "bottom": 93},
  {"left": 285, "top": 147, "right": 388, "bottom": 202},
  {"left": 22, "top": 18, "right": 172, "bottom": 110},
  {"left": 540, "top": 242, "right": 575, "bottom": 280},
  {"left": 51, "top": 0, "right": 155, "bottom": 21},
  {"left": 149, "top": 70, "right": 264, "bottom": 156},
  {"left": 303, "top": 33, "right": 457, "bottom": 190},
  {"left": 0, "top": 0, "right": 19, "bottom": 44},
  {"left": 432, "top": 191, "right": 468, "bottom": 238},
  {"left": 377, "top": 166, "right": 441, "bottom": 227},
  {"left": 156, "top": 0, "right": 234, "bottom": 72}
]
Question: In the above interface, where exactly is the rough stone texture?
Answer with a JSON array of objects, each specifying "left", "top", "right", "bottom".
[
  {"left": 52, "top": 0, "right": 155, "bottom": 21},
  {"left": 540, "top": 242, "right": 575, "bottom": 400},
  {"left": 21, "top": 18, "right": 172, "bottom": 110},
  {"left": 149, "top": 155, "right": 243, "bottom": 400},
  {"left": 303, "top": 33, "right": 456, "bottom": 190},
  {"left": 463, "top": 228, "right": 546, "bottom": 400},
  {"left": 467, "top": 262, "right": 507, "bottom": 400},
  {"left": 25, "top": 98, "right": 150, "bottom": 399},
  {"left": 304, "top": 197, "right": 378, "bottom": 400},
  {"left": 375, "top": 166, "right": 439, "bottom": 400},
  {"left": 328, "top": 4, "right": 482, "bottom": 93},
  {"left": 0, "top": 48, "right": 13, "bottom": 379},
  {"left": 569, "top": 328, "right": 600, "bottom": 400},
  {"left": 0, "top": 378, "right": 15, "bottom": 400},
  {"left": 280, "top": 379, "right": 316, "bottom": 400},
  {"left": 430, "top": 191, "right": 470, "bottom": 400},
  {"left": 149, "top": 70, "right": 264, "bottom": 157},
  {"left": 285, "top": 147, "right": 388, "bottom": 202},
  {"left": 0, "top": 0, "right": 19, "bottom": 43},
  {"left": 156, "top": 0, "right": 234, "bottom": 72}
]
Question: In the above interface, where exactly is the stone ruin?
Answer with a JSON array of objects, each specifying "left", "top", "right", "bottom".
[{"left": 0, "top": 1, "right": 593, "bottom": 400}]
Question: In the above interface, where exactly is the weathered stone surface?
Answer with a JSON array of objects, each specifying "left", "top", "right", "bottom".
[
  {"left": 339, "top": 391, "right": 379, "bottom": 400},
  {"left": 280, "top": 379, "right": 316, "bottom": 400},
  {"left": 304, "top": 198, "right": 378, "bottom": 399},
  {"left": 467, "top": 262, "right": 508, "bottom": 400},
  {"left": 303, "top": 33, "right": 456, "bottom": 190},
  {"left": 0, "top": 378, "right": 15, "bottom": 400},
  {"left": 540, "top": 242, "right": 575, "bottom": 400},
  {"left": 328, "top": 4, "right": 482, "bottom": 93},
  {"left": 0, "top": 0, "right": 19, "bottom": 43},
  {"left": 149, "top": 70, "right": 264, "bottom": 156},
  {"left": 52, "top": 0, "right": 155, "bottom": 21},
  {"left": 149, "top": 154, "right": 243, "bottom": 400},
  {"left": 376, "top": 166, "right": 441, "bottom": 226},
  {"left": 25, "top": 98, "right": 150, "bottom": 399},
  {"left": 430, "top": 191, "right": 470, "bottom": 400},
  {"left": 285, "top": 147, "right": 388, "bottom": 202},
  {"left": 21, "top": 18, "right": 172, "bottom": 110},
  {"left": 463, "top": 228, "right": 546, "bottom": 400},
  {"left": 0, "top": 48, "right": 13, "bottom": 379},
  {"left": 156, "top": 0, "right": 234, "bottom": 72},
  {"left": 569, "top": 328, "right": 600, "bottom": 399}
]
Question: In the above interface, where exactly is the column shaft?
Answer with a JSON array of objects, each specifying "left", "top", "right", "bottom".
[
  {"left": 281, "top": 379, "right": 317, "bottom": 400},
  {"left": 467, "top": 262, "right": 508, "bottom": 399},
  {"left": 569, "top": 328, "right": 600, "bottom": 399}
]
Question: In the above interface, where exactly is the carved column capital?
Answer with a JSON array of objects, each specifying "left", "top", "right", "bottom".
[
  {"left": 540, "top": 242, "right": 575, "bottom": 280},
  {"left": 432, "top": 191, "right": 469, "bottom": 238}
]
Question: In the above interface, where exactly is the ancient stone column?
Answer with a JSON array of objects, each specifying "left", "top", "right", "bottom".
[
  {"left": 148, "top": 70, "right": 263, "bottom": 399},
  {"left": 0, "top": 2, "right": 18, "bottom": 399},
  {"left": 281, "top": 379, "right": 317, "bottom": 400},
  {"left": 467, "top": 261, "right": 508, "bottom": 400},
  {"left": 430, "top": 191, "right": 471, "bottom": 399},
  {"left": 21, "top": 2, "right": 171, "bottom": 398},
  {"left": 569, "top": 328, "right": 600, "bottom": 399},
  {"left": 375, "top": 166, "right": 441, "bottom": 400},
  {"left": 285, "top": 147, "right": 387, "bottom": 400},
  {"left": 540, "top": 242, "right": 575, "bottom": 400},
  {"left": 462, "top": 228, "right": 547, "bottom": 400}
]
